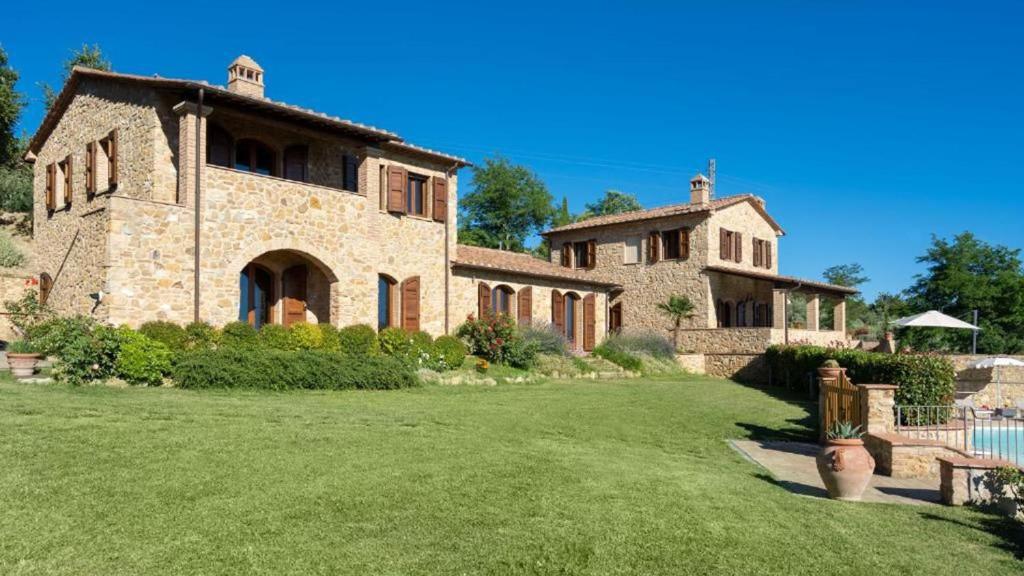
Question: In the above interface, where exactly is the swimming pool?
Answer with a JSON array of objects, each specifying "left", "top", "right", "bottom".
[{"left": 972, "top": 423, "right": 1024, "bottom": 464}]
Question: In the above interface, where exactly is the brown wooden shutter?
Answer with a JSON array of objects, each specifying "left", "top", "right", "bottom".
[
  {"left": 401, "top": 276, "right": 420, "bottom": 332},
  {"left": 609, "top": 302, "right": 622, "bottom": 333},
  {"left": 283, "top": 145, "right": 308, "bottom": 182},
  {"left": 45, "top": 163, "right": 56, "bottom": 211},
  {"left": 517, "top": 286, "right": 532, "bottom": 326},
  {"left": 386, "top": 166, "right": 406, "bottom": 213},
  {"left": 477, "top": 282, "right": 491, "bottom": 317},
  {"left": 734, "top": 231, "right": 742, "bottom": 263},
  {"left": 551, "top": 290, "right": 564, "bottom": 335},
  {"left": 582, "top": 294, "right": 596, "bottom": 352},
  {"left": 586, "top": 239, "right": 596, "bottom": 269},
  {"left": 63, "top": 155, "right": 73, "bottom": 206},
  {"left": 753, "top": 239, "right": 761, "bottom": 267},
  {"left": 560, "top": 243, "right": 572, "bottom": 268},
  {"left": 107, "top": 129, "right": 119, "bottom": 187},
  {"left": 679, "top": 228, "right": 690, "bottom": 260},
  {"left": 765, "top": 242, "right": 773, "bottom": 269},
  {"left": 432, "top": 177, "right": 448, "bottom": 222},
  {"left": 719, "top": 229, "right": 729, "bottom": 260},
  {"left": 38, "top": 273, "right": 53, "bottom": 305},
  {"left": 648, "top": 231, "right": 660, "bottom": 264},
  {"left": 85, "top": 142, "right": 96, "bottom": 197}
]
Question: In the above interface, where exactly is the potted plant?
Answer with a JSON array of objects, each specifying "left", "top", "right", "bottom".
[
  {"left": 816, "top": 421, "right": 875, "bottom": 501},
  {"left": 817, "top": 359, "right": 842, "bottom": 380},
  {"left": 6, "top": 340, "right": 42, "bottom": 379}
]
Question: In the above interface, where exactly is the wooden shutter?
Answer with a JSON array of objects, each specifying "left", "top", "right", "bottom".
[
  {"left": 45, "top": 163, "right": 56, "bottom": 210},
  {"left": 734, "top": 232, "right": 742, "bottom": 263},
  {"left": 609, "top": 302, "right": 622, "bottom": 333},
  {"left": 343, "top": 154, "right": 359, "bottom": 192},
  {"left": 765, "top": 242, "right": 773, "bottom": 269},
  {"left": 647, "top": 231, "right": 660, "bottom": 264},
  {"left": 679, "top": 228, "right": 690, "bottom": 260},
  {"left": 517, "top": 286, "right": 532, "bottom": 325},
  {"left": 62, "top": 155, "right": 73, "bottom": 206},
  {"left": 720, "top": 229, "right": 730, "bottom": 260},
  {"left": 586, "top": 239, "right": 596, "bottom": 269},
  {"left": 38, "top": 273, "right": 53, "bottom": 305},
  {"left": 282, "top": 265, "right": 308, "bottom": 327},
  {"left": 85, "top": 142, "right": 96, "bottom": 196},
  {"left": 283, "top": 145, "right": 308, "bottom": 182},
  {"left": 432, "top": 177, "right": 448, "bottom": 222},
  {"left": 477, "top": 282, "right": 491, "bottom": 317},
  {"left": 107, "top": 129, "right": 119, "bottom": 187},
  {"left": 401, "top": 276, "right": 421, "bottom": 332},
  {"left": 386, "top": 166, "right": 406, "bottom": 213},
  {"left": 551, "top": 290, "right": 564, "bottom": 335},
  {"left": 753, "top": 239, "right": 761, "bottom": 267},
  {"left": 582, "top": 294, "right": 596, "bottom": 352},
  {"left": 560, "top": 243, "right": 572, "bottom": 268}
]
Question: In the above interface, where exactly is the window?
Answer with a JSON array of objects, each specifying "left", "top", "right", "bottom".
[
  {"left": 283, "top": 145, "right": 308, "bottom": 182},
  {"left": 609, "top": 302, "right": 622, "bottom": 333},
  {"left": 492, "top": 285, "right": 514, "bottom": 314},
  {"left": 239, "top": 264, "right": 274, "bottom": 329},
  {"left": 207, "top": 123, "right": 233, "bottom": 168},
  {"left": 235, "top": 139, "right": 276, "bottom": 176},
  {"left": 716, "top": 299, "right": 733, "bottom": 328},
  {"left": 662, "top": 229, "right": 681, "bottom": 260},
  {"left": 574, "top": 242, "right": 588, "bottom": 268},
  {"left": 378, "top": 275, "right": 397, "bottom": 330},
  {"left": 753, "top": 238, "right": 773, "bottom": 269},
  {"left": 737, "top": 301, "right": 747, "bottom": 327},
  {"left": 406, "top": 173, "right": 427, "bottom": 216},
  {"left": 564, "top": 293, "right": 579, "bottom": 343},
  {"left": 623, "top": 236, "right": 642, "bottom": 264},
  {"left": 720, "top": 228, "right": 734, "bottom": 260},
  {"left": 342, "top": 154, "right": 359, "bottom": 192}
]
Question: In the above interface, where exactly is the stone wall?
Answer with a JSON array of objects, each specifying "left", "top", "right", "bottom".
[
  {"left": 775, "top": 328, "right": 848, "bottom": 347},
  {"left": 956, "top": 365, "right": 1024, "bottom": 407},
  {"left": 704, "top": 353, "right": 765, "bottom": 382},
  {"left": 676, "top": 328, "right": 772, "bottom": 354}
]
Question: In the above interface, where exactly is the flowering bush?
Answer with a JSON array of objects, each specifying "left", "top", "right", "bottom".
[{"left": 456, "top": 313, "right": 537, "bottom": 368}]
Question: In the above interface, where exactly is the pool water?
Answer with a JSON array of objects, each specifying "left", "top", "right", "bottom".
[{"left": 972, "top": 425, "right": 1024, "bottom": 464}]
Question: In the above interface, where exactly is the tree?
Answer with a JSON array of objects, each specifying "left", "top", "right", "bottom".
[
  {"left": 458, "top": 156, "right": 553, "bottom": 252},
  {"left": 552, "top": 196, "right": 574, "bottom": 228},
  {"left": 41, "top": 44, "right": 111, "bottom": 110},
  {"left": 823, "top": 263, "right": 869, "bottom": 288},
  {"left": 822, "top": 263, "right": 871, "bottom": 333},
  {"left": 0, "top": 45, "right": 31, "bottom": 214},
  {"left": 581, "top": 189, "right": 641, "bottom": 219},
  {"left": 903, "top": 232, "right": 1024, "bottom": 354},
  {"left": 657, "top": 295, "right": 695, "bottom": 351}
]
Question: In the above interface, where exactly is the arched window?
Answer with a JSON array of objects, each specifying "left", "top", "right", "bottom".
[
  {"left": 239, "top": 264, "right": 274, "bottom": 328},
  {"left": 716, "top": 299, "right": 733, "bottom": 328},
  {"left": 737, "top": 300, "right": 746, "bottom": 327},
  {"left": 492, "top": 285, "right": 514, "bottom": 314},
  {"left": 235, "top": 139, "right": 276, "bottom": 176},
  {"left": 207, "top": 123, "right": 233, "bottom": 168},
  {"left": 39, "top": 273, "right": 53, "bottom": 305},
  {"left": 378, "top": 274, "right": 397, "bottom": 330}
]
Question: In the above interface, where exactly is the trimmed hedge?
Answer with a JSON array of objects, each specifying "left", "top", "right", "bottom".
[
  {"left": 765, "top": 345, "right": 956, "bottom": 407},
  {"left": 115, "top": 327, "right": 172, "bottom": 386},
  {"left": 337, "top": 324, "right": 379, "bottom": 356},
  {"left": 138, "top": 321, "right": 187, "bottom": 351},
  {"left": 173, "top": 349, "right": 418, "bottom": 390}
]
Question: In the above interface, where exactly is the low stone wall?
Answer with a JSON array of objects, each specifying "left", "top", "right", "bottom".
[
  {"left": 775, "top": 328, "right": 848, "bottom": 347},
  {"left": 704, "top": 353, "right": 765, "bottom": 383},
  {"left": 675, "top": 353, "right": 705, "bottom": 375},
  {"left": 866, "top": 433, "right": 971, "bottom": 478},
  {"left": 675, "top": 328, "right": 771, "bottom": 354}
]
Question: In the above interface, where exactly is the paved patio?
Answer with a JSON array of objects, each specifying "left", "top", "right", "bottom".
[{"left": 730, "top": 439, "right": 940, "bottom": 505}]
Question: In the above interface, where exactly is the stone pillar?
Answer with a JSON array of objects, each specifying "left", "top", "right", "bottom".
[
  {"left": 806, "top": 293, "right": 820, "bottom": 331},
  {"left": 833, "top": 299, "right": 846, "bottom": 333},
  {"left": 173, "top": 101, "right": 213, "bottom": 207},
  {"left": 858, "top": 384, "right": 898, "bottom": 435},
  {"left": 771, "top": 289, "right": 787, "bottom": 329}
]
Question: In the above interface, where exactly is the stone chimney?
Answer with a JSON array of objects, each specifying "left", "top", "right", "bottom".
[
  {"left": 690, "top": 173, "right": 710, "bottom": 204},
  {"left": 227, "top": 55, "right": 264, "bottom": 99}
]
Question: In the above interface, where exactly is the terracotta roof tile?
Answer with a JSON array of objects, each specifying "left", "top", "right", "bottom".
[
  {"left": 703, "top": 265, "right": 858, "bottom": 295},
  {"left": 453, "top": 245, "right": 619, "bottom": 288}
]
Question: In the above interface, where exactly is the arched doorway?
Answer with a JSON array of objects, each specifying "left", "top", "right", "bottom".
[{"left": 238, "top": 250, "right": 334, "bottom": 327}]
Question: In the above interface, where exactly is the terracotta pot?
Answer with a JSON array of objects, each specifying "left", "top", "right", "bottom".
[
  {"left": 6, "top": 352, "right": 41, "bottom": 379},
  {"left": 817, "top": 366, "right": 842, "bottom": 380},
  {"left": 816, "top": 438, "right": 875, "bottom": 501}
]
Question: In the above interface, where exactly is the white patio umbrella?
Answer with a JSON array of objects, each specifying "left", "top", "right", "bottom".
[
  {"left": 889, "top": 310, "right": 981, "bottom": 353},
  {"left": 970, "top": 357, "right": 1024, "bottom": 407}
]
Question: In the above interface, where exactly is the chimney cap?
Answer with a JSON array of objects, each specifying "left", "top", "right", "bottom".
[
  {"left": 229, "top": 54, "right": 263, "bottom": 72},
  {"left": 691, "top": 173, "right": 709, "bottom": 184}
]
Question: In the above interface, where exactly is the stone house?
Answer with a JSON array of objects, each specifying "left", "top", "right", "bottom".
[
  {"left": 23, "top": 56, "right": 614, "bottom": 351},
  {"left": 543, "top": 175, "right": 856, "bottom": 376}
]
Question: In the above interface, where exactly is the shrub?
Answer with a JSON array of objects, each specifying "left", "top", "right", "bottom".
[
  {"left": 115, "top": 327, "right": 172, "bottom": 386},
  {"left": 433, "top": 335, "right": 467, "bottom": 371},
  {"left": 220, "top": 321, "right": 258, "bottom": 349},
  {"left": 0, "top": 233, "right": 25, "bottom": 268},
  {"left": 503, "top": 336, "right": 539, "bottom": 369},
  {"left": 765, "top": 345, "right": 956, "bottom": 410},
  {"left": 4, "top": 290, "right": 50, "bottom": 338},
  {"left": 258, "top": 324, "right": 293, "bottom": 350},
  {"left": 173, "top": 348, "right": 417, "bottom": 390},
  {"left": 456, "top": 313, "right": 522, "bottom": 365},
  {"left": 520, "top": 322, "right": 568, "bottom": 356},
  {"left": 7, "top": 339, "right": 38, "bottom": 354},
  {"left": 379, "top": 327, "right": 412, "bottom": 357},
  {"left": 30, "top": 316, "right": 120, "bottom": 384},
  {"left": 337, "top": 324, "right": 379, "bottom": 356},
  {"left": 318, "top": 323, "right": 341, "bottom": 352},
  {"left": 0, "top": 165, "right": 32, "bottom": 212},
  {"left": 289, "top": 322, "right": 324, "bottom": 350},
  {"left": 183, "top": 321, "right": 218, "bottom": 351},
  {"left": 138, "top": 321, "right": 187, "bottom": 351},
  {"left": 592, "top": 343, "right": 643, "bottom": 372},
  {"left": 601, "top": 329, "right": 675, "bottom": 359}
]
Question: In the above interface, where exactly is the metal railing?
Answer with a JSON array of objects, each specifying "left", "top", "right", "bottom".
[{"left": 895, "top": 405, "right": 1024, "bottom": 465}]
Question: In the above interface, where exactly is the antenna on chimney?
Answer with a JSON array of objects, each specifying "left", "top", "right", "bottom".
[{"left": 707, "top": 158, "right": 716, "bottom": 199}]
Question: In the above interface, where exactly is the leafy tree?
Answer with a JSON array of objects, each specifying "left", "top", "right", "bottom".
[
  {"left": 581, "top": 189, "right": 641, "bottom": 219},
  {"left": 657, "top": 295, "right": 695, "bottom": 351},
  {"left": 822, "top": 263, "right": 871, "bottom": 333},
  {"left": 552, "top": 196, "right": 574, "bottom": 228},
  {"left": 823, "top": 263, "right": 869, "bottom": 288},
  {"left": 903, "top": 232, "right": 1024, "bottom": 354},
  {"left": 0, "top": 45, "right": 31, "bottom": 213},
  {"left": 41, "top": 44, "right": 111, "bottom": 110},
  {"left": 458, "top": 156, "right": 553, "bottom": 252}
]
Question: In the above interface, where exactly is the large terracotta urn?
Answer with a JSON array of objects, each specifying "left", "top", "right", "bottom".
[
  {"left": 816, "top": 439, "right": 875, "bottom": 501},
  {"left": 6, "top": 352, "right": 41, "bottom": 379}
]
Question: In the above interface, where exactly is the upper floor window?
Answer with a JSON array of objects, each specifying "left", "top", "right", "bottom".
[
  {"left": 563, "top": 240, "right": 596, "bottom": 269},
  {"left": 719, "top": 228, "right": 741, "bottom": 263},
  {"left": 752, "top": 237, "right": 773, "bottom": 269},
  {"left": 661, "top": 228, "right": 690, "bottom": 260},
  {"left": 208, "top": 123, "right": 233, "bottom": 168},
  {"left": 623, "top": 236, "right": 642, "bottom": 264},
  {"left": 406, "top": 173, "right": 427, "bottom": 216},
  {"left": 235, "top": 139, "right": 276, "bottom": 176},
  {"left": 283, "top": 145, "right": 308, "bottom": 182},
  {"left": 343, "top": 154, "right": 359, "bottom": 192}
]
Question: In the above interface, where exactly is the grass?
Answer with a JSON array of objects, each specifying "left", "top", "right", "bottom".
[{"left": 0, "top": 373, "right": 1021, "bottom": 575}]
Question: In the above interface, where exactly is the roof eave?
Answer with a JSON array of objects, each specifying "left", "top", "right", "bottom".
[{"left": 451, "top": 261, "right": 621, "bottom": 289}]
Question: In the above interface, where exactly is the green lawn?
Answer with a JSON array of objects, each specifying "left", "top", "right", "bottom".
[{"left": 0, "top": 374, "right": 1020, "bottom": 575}]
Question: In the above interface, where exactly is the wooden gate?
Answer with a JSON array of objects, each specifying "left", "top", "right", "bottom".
[{"left": 820, "top": 371, "right": 862, "bottom": 443}]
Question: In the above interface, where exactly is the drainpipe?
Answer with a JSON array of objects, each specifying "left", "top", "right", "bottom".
[{"left": 193, "top": 88, "right": 204, "bottom": 323}]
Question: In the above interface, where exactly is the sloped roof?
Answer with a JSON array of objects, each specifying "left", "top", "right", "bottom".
[
  {"left": 453, "top": 245, "right": 620, "bottom": 288},
  {"left": 703, "top": 265, "right": 858, "bottom": 295},
  {"left": 542, "top": 194, "right": 784, "bottom": 236},
  {"left": 25, "top": 67, "right": 470, "bottom": 167}
]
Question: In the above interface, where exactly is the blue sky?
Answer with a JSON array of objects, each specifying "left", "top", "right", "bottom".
[{"left": 6, "top": 1, "right": 1022, "bottom": 300}]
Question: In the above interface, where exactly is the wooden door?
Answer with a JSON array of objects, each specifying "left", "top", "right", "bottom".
[
  {"left": 582, "top": 294, "right": 596, "bottom": 351},
  {"left": 517, "top": 287, "right": 533, "bottom": 326},
  {"left": 551, "top": 290, "right": 564, "bottom": 335},
  {"left": 282, "top": 265, "right": 308, "bottom": 327}
]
